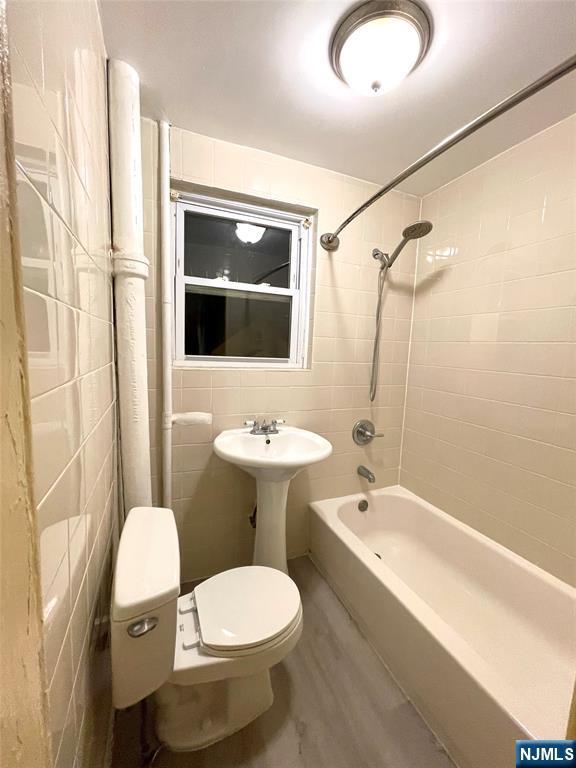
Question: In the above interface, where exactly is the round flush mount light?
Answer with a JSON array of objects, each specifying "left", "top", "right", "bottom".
[{"left": 331, "top": 0, "right": 431, "bottom": 96}]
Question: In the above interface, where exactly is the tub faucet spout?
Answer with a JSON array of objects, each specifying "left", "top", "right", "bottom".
[{"left": 358, "top": 465, "right": 375, "bottom": 483}]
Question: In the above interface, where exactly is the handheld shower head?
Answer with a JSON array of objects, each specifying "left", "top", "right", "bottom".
[
  {"left": 402, "top": 220, "right": 433, "bottom": 240},
  {"left": 386, "top": 220, "right": 433, "bottom": 268},
  {"left": 369, "top": 218, "right": 434, "bottom": 401}
]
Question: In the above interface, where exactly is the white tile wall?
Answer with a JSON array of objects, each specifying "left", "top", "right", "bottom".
[
  {"left": 142, "top": 119, "right": 420, "bottom": 581},
  {"left": 401, "top": 115, "right": 576, "bottom": 585},
  {"left": 143, "top": 113, "right": 574, "bottom": 588},
  {"left": 8, "top": 0, "right": 117, "bottom": 764}
]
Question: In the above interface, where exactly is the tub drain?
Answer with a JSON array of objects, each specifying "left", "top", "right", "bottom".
[{"left": 374, "top": 552, "right": 382, "bottom": 559}]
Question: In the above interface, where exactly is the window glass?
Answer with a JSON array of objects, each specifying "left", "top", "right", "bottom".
[
  {"left": 184, "top": 285, "right": 291, "bottom": 359},
  {"left": 184, "top": 211, "right": 291, "bottom": 288}
]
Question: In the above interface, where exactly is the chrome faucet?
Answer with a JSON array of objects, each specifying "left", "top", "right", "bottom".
[
  {"left": 357, "top": 465, "right": 375, "bottom": 483},
  {"left": 244, "top": 419, "right": 285, "bottom": 435}
]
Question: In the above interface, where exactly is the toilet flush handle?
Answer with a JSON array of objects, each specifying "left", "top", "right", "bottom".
[{"left": 127, "top": 617, "right": 159, "bottom": 638}]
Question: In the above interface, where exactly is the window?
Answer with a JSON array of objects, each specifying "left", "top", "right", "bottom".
[{"left": 174, "top": 194, "right": 312, "bottom": 367}]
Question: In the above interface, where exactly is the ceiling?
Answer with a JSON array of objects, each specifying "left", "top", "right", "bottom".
[{"left": 100, "top": 0, "right": 576, "bottom": 196}]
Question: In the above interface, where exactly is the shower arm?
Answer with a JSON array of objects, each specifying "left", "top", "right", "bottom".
[{"left": 320, "top": 54, "right": 576, "bottom": 252}]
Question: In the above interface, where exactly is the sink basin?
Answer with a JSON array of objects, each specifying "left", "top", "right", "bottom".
[
  {"left": 213, "top": 426, "right": 332, "bottom": 572},
  {"left": 213, "top": 426, "right": 332, "bottom": 482}
]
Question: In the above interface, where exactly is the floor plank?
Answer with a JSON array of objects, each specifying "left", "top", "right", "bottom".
[{"left": 112, "top": 557, "right": 454, "bottom": 768}]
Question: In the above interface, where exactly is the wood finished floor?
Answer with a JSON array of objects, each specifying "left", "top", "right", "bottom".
[{"left": 112, "top": 557, "right": 454, "bottom": 768}]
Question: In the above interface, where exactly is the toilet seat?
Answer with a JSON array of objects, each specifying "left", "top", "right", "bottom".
[
  {"left": 194, "top": 566, "right": 301, "bottom": 654},
  {"left": 170, "top": 596, "right": 303, "bottom": 686},
  {"left": 168, "top": 566, "right": 304, "bottom": 687},
  {"left": 198, "top": 606, "right": 303, "bottom": 658}
]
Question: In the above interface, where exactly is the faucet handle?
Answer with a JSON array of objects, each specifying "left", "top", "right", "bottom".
[
  {"left": 271, "top": 418, "right": 285, "bottom": 426},
  {"left": 362, "top": 426, "right": 384, "bottom": 438},
  {"left": 244, "top": 420, "right": 256, "bottom": 427},
  {"left": 352, "top": 419, "right": 383, "bottom": 445}
]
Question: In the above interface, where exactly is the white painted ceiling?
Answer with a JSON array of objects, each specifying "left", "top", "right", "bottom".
[{"left": 100, "top": 0, "right": 576, "bottom": 195}]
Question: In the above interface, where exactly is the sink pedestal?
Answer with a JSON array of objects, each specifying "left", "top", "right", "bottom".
[{"left": 253, "top": 479, "right": 290, "bottom": 573}]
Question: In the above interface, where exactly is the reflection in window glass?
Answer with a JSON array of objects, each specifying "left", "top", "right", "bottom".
[
  {"left": 185, "top": 285, "right": 291, "bottom": 359},
  {"left": 184, "top": 211, "right": 291, "bottom": 288},
  {"left": 17, "top": 180, "right": 52, "bottom": 295}
]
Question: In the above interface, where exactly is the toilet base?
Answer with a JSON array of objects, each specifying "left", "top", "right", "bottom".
[{"left": 154, "top": 669, "right": 274, "bottom": 751}]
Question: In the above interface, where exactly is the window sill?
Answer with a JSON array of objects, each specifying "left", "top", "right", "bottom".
[{"left": 172, "top": 359, "right": 307, "bottom": 371}]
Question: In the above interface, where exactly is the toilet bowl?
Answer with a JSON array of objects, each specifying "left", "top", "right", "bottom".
[{"left": 111, "top": 506, "right": 303, "bottom": 751}]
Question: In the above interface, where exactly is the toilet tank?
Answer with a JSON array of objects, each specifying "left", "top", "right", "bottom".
[{"left": 111, "top": 506, "right": 180, "bottom": 709}]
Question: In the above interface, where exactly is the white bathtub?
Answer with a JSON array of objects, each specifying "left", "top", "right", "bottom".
[{"left": 310, "top": 485, "right": 575, "bottom": 768}]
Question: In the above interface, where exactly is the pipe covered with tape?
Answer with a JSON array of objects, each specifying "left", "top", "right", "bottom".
[{"left": 108, "top": 60, "right": 152, "bottom": 513}]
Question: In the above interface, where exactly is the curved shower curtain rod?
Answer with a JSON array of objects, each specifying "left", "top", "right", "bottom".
[{"left": 320, "top": 54, "right": 576, "bottom": 252}]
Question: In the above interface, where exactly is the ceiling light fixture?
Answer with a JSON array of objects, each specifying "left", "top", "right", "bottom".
[
  {"left": 330, "top": 0, "right": 431, "bottom": 96},
  {"left": 235, "top": 223, "right": 266, "bottom": 244}
]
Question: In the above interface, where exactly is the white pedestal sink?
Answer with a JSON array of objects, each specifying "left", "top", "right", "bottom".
[{"left": 213, "top": 426, "right": 332, "bottom": 573}]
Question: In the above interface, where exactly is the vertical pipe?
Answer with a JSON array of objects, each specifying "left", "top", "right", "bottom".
[
  {"left": 159, "top": 121, "right": 172, "bottom": 509},
  {"left": 108, "top": 60, "right": 152, "bottom": 513}
]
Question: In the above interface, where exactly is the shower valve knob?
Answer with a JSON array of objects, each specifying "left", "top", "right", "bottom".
[{"left": 352, "top": 419, "right": 384, "bottom": 445}]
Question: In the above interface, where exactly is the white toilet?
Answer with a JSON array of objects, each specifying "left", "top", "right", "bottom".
[{"left": 111, "top": 506, "right": 303, "bottom": 751}]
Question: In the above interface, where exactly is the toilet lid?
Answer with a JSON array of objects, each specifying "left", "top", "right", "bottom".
[{"left": 194, "top": 566, "right": 301, "bottom": 652}]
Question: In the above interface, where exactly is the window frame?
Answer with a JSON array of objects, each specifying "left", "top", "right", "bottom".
[{"left": 173, "top": 193, "right": 312, "bottom": 369}]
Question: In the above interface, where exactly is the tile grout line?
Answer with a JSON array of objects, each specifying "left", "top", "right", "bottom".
[
  {"left": 405, "top": 403, "right": 574, "bottom": 458},
  {"left": 30, "top": 360, "right": 114, "bottom": 403},
  {"left": 408, "top": 360, "right": 575, "bottom": 381},
  {"left": 409, "top": 384, "right": 576, "bottom": 418},
  {"left": 35, "top": 398, "right": 116, "bottom": 510}
]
